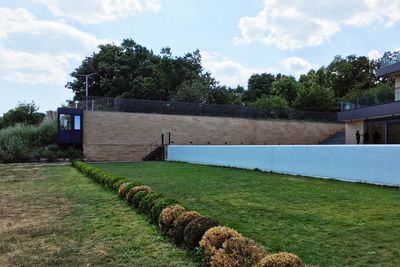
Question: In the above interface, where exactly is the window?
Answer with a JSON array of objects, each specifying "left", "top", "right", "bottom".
[
  {"left": 74, "top": 115, "right": 81, "bottom": 130},
  {"left": 59, "top": 114, "right": 72, "bottom": 130}
]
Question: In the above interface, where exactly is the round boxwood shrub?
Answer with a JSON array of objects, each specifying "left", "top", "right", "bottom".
[
  {"left": 212, "top": 237, "right": 266, "bottom": 267},
  {"left": 126, "top": 185, "right": 152, "bottom": 204},
  {"left": 149, "top": 198, "right": 178, "bottom": 225},
  {"left": 112, "top": 178, "right": 129, "bottom": 191},
  {"left": 118, "top": 182, "right": 137, "bottom": 199},
  {"left": 171, "top": 211, "right": 201, "bottom": 245},
  {"left": 132, "top": 191, "right": 150, "bottom": 208},
  {"left": 199, "top": 226, "right": 242, "bottom": 265},
  {"left": 256, "top": 252, "right": 303, "bottom": 267},
  {"left": 183, "top": 216, "right": 220, "bottom": 250},
  {"left": 159, "top": 205, "right": 186, "bottom": 235},
  {"left": 138, "top": 192, "right": 162, "bottom": 215}
]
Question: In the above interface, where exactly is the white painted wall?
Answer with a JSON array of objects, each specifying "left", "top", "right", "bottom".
[{"left": 167, "top": 145, "right": 400, "bottom": 187}]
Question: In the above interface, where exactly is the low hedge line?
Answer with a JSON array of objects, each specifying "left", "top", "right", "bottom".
[{"left": 72, "top": 161, "right": 306, "bottom": 267}]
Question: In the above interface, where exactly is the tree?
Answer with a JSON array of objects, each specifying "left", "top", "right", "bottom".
[
  {"left": 243, "top": 73, "right": 276, "bottom": 102},
  {"left": 271, "top": 75, "right": 301, "bottom": 104},
  {"left": 250, "top": 95, "right": 289, "bottom": 109},
  {"left": 173, "top": 79, "right": 209, "bottom": 103},
  {"left": 66, "top": 39, "right": 212, "bottom": 102},
  {"left": 1, "top": 102, "right": 45, "bottom": 128},
  {"left": 294, "top": 74, "right": 337, "bottom": 111}
]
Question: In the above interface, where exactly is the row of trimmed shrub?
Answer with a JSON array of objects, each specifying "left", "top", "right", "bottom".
[{"left": 72, "top": 160, "right": 306, "bottom": 267}]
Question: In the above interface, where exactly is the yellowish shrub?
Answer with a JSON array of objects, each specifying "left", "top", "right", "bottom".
[
  {"left": 125, "top": 185, "right": 152, "bottom": 203},
  {"left": 211, "top": 237, "right": 266, "bottom": 267},
  {"left": 199, "top": 226, "right": 242, "bottom": 265},
  {"left": 159, "top": 204, "right": 186, "bottom": 234},
  {"left": 256, "top": 252, "right": 303, "bottom": 267}
]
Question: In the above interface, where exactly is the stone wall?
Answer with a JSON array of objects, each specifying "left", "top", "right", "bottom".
[{"left": 83, "top": 111, "right": 344, "bottom": 161}]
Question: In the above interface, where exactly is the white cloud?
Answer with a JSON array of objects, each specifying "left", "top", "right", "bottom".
[
  {"left": 281, "top": 57, "right": 316, "bottom": 76},
  {"left": 236, "top": 0, "right": 400, "bottom": 50},
  {"left": 0, "top": 7, "right": 106, "bottom": 85},
  {"left": 201, "top": 51, "right": 273, "bottom": 87},
  {"left": 36, "top": 0, "right": 162, "bottom": 24},
  {"left": 367, "top": 50, "right": 382, "bottom": 60}
]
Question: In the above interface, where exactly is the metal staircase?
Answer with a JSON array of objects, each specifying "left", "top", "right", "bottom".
[{"left": 143, "top": 132, "right": 171, "bottom": 161}]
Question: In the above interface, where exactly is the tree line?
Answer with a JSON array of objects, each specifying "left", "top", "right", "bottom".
[{"left": 67, "top": 39, "right": 394, "bottom": 112}]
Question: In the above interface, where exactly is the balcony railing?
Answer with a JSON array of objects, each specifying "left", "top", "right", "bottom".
[
  {"left": 341, "top": 91, "right": 395, "bottom": 111},
  {"left": 380, "top": 51, "right": 400, "bottom": 67}
]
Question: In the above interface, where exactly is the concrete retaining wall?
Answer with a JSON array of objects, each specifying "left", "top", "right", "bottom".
[{"left": 167, "top": 145, "right": 400, "bottom": 186}]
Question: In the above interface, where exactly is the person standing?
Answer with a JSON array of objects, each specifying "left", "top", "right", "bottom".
[
  {"left": 363, "top": 131, "right": 369, "bottom": 144},
  {"left": 356, "top": 130, "right": 361, "bottom": 144}
]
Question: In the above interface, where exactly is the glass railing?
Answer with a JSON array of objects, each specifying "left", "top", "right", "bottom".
[
  {"left": 380, "top": 51, "right": 400, "bottom": 67},
  {"left": 341, "top": 91, "right": 395, "bottom": 111}
]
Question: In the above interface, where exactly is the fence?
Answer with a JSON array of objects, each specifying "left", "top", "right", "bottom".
[
  {"left": 76, "top": 96, "right": 337, "bottom": 122},
  {"left": 341, "top": 91, "right": 395, "bottom": 111}
]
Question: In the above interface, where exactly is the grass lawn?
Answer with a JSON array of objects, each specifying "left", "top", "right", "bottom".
[
  {"left": 0, "top": 164, "right": 196, "bottom": 267},
  {"left": 98, "top": 161, "right": 400, "bottom": 267}
]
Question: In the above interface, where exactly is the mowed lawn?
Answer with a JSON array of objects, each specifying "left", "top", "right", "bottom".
[
  {"left": 98, "top": 162, "right": 400, "bottom": 267},
  {"left": 0, "top": 164, "right": 196, "bottom": 267}
]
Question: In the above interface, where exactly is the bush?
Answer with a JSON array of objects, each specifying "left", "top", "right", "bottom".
[
  {"left": 126, "top": 185, "right": 152, "bottom": 203},
  {"left": 171, "top": 211, "right": 202, "bottom": 245},
  {"left": 256, "top": 253, "right": 303, "bottom": 267},
  {"left": 183, "top": 216, "right": 220, "bottom": 250},
  {"left": 118, "top": 182, "right": 137, "bottom": 199},
  {"left": 159, "top": 205, "right": 186, "bottom": 235},
  {"left": 138, "top": 192, "right": 162, "bottom": 214},
  {"left": 199, "top": 226, "right": 242, "bottom": 265},
  {"left": 132, "top": 191, "right": 150, "bottom": 208},
  {"left": 211, "top": 237, "right": 266, "bottom": 267},
  {"left": 0, "top": 135, "right": 30, "bottom": 162},
  {"left": 113, "top": 178, "right": 129, "bottom": 191},
  {"left": 149, "top": 198, "right": 178, "bottom": 224}
]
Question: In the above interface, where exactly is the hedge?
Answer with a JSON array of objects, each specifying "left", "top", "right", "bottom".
[{"left": 72, "top": 161, "right": 305, "bottom": 267}]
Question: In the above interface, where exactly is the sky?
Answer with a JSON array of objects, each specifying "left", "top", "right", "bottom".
[{"left": 1, "top": 0, "right": 400, "bottom": 114}]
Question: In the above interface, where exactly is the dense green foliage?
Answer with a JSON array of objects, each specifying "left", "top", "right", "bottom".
[
  {"left": 0, "top": 102, "right": 45, "bottom": 129},
  {"left": 98, "top": 162, "right": 400, "bottom": 267},
  {"left": 67, "top": 39, "right": 395, "bottom": 112},
  {"left": 0, "top": 122, "right": 81, "bottom": 163}
]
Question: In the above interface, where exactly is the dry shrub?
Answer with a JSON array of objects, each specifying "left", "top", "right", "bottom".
[
  {"left": 125, "top": 185, "right": 152, "bottom": 203},
  {"left": 256, "top": 252, "right": 303, "bottom": 267},
  {"left": 159, "top": 205, "right": 186, "bottom": 234},
  {"left": 199, "top": 226, "right": 242, "bottom": 265},
  {"left": 171, "top": 211, "right": 201, "bottom": 245},
  {"left": 118, "top": 182, "right": 130, "bottom": 198},
  {"left": 211, "top": 237, "right": 266, "bottom": 267},
  {"left": 183, "top": 216, "right": 220, "bottom": 250}
]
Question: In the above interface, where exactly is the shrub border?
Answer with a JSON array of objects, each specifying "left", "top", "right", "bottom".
[{"left": 71, "top": 160, "right": 305, "bottom": 266}]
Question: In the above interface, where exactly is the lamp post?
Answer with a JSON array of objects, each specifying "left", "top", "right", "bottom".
[{"left": 76, "top": 73, "right": 96, "bottom": 99}]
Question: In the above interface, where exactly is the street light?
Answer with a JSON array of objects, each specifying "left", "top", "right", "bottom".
[{"left": 76, "top": 73, "right": 96, "bottom": 99}]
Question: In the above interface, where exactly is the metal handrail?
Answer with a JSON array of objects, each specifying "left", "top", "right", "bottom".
[{"left": 144, "top": 132, "right": 171, "bottom": 155}]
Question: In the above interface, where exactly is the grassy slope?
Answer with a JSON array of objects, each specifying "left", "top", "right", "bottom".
[
  {"left": 98, "top": 162, "right": 400, "bottom": 267},
  {"left": 0, "top": 164, "right": 196, "bottom": 267}
]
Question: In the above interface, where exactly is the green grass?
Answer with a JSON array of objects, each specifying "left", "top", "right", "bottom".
[
  {"left": 0, "top": 164, "right": 196, "bottom": 266},
  {"left": 97, "top": 161, "right": 400, "bottom": 267}
]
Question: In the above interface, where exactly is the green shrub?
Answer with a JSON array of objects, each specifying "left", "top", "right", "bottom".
[
  {"left": 171, "top": 211, "right": 201, "bottom": 245},
  {"left": 112, "top": 179, "right": 129, "bottom": 191},
  {"left": 126, "top": 186, "right": 152, "bottom": 203},
  {"left": 256, "top": 253, "right": 303, "bottom": 267},
  {"left": 159, "top": 205, "right": 186, "bottom": 235},
  {"left": 149, "top": 198, "right": 178, "bottom": 224},
  {"left": 138, "top": 192, "right": 162, "bottom": 214},
  {"left": 37, "top": 144, "right": 60, "bottom": 162},
  {"left": 212, "top": 237, "right": 266, "bottom": 267},
  {"left": 132, "top": 191, "right": 150, "bottom": 208},
  {"left": 183, "top": 216, "right": 220, "bottom": 250},
  {"left": 0, "top": 135, "right": 30, "bottom": 163}
]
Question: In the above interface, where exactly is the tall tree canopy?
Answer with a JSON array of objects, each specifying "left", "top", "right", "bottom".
[
  {"left": 0, "top": 102, "right": 45, "bottom": 129},
  {"left": 67, "top": 39, "right": 394, "bottom": 113}
]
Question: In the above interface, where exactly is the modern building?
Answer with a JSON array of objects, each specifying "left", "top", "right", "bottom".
[{"left": 338, "top": 51, "right": 400, "bottom": 144}]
